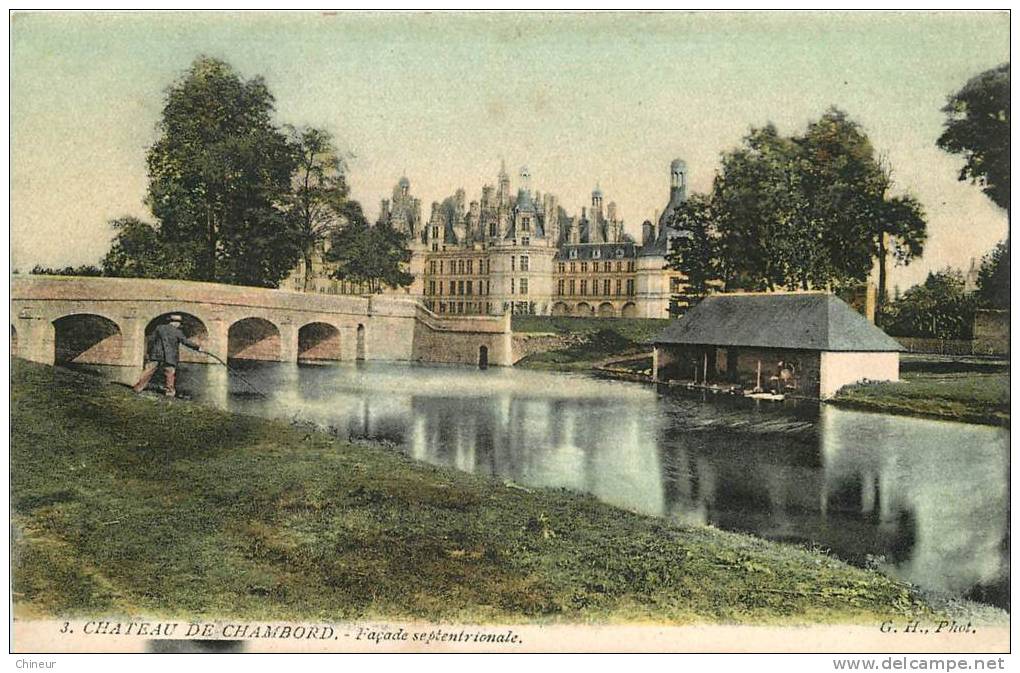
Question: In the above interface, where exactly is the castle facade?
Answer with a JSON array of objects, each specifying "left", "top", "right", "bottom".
[{"left": 286, "top": 160, "right": 689, "bottom": 319}]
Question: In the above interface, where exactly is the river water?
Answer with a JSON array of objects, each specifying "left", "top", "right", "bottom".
[{"left": 164, "top": 360, "right": 1009, "bottom": 610}]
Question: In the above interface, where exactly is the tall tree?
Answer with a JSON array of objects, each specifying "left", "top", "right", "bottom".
[
  {"left": 937, "top": 63, "right": 1010, "bottom": 213},
  {"left": 285, "top": 126, "right": 351, "bottom": 291},
  {"left": 664, "top": 194, "right": 719, "bottom": 310},
  {"left": 681, "top": 110, "right": 926, "bottom": 297},
  {"left": 325, "top": 202, "right": 413, "bottom": 293},
  {"left": 101, "top": 216, "right": 197, "bottom": 279},
  {"left": 976, "top": 239, "right": 1009, "bottom": 309},
  {"left": 146, "top": 57, "right": 300, "bottom": 287}
]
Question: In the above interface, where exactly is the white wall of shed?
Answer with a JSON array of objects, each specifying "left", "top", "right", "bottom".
[{"left": 819, "top": 351, "right": 899, "bottom": 398}]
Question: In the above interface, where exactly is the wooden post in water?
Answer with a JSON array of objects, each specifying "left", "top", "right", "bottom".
[
  {"left": 756, "top": 360, "right": 762, "bottom": 391},
  {"left": 703, "top": 352, "right": 708, "bottom": 385}
]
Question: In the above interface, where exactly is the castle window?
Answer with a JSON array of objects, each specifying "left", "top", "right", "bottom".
[
  {"left": 490, "top": 223, "right": 497, "bottom": 237},
  {"left": 628, "top": 261, "right": 635, "bottom": 272},
  {"left": 520, "top": 278, "right": 528, "bottom": 295},
  {"left": 558, "top": 279, "right": 564, "bottom": 295},
  {"left": 511, "top": 278, "right": 515, "bottom": 295},
  {"left": 432, "top": 243, "right": 438, "bottom": 251},
  {"left": 569, "top": 249, "right": 578, "bottom": 260},
  {"left": 617, "top": 261, "right": 623, "bottom": 272},
  {"left": 580, "top": 279, "right": 587, "bottom": 295},
  {"left": 570, "top": 262, "right": 576, "bottom": 273},
  {"left": 522, "top": 237, "right": 530, "bottom": 246},
  {"left": 468, "top": 260, "right": 473, "bottom": 274},
  {"left": 627, "top": 279, "right": 635, "bottom": 296},
  {"left": 593, "top": 249, "right": 601, "bottom": 259},
  {"left": 439, "top": 302, "right": 446, "bottom": 313},
  {"left": 569, "top": 279, "right": 576, "bottom": 295},
  {"left": 458, "top": 280, "right": 465, "bottom": 295},
  {"left": 603, "top": 279, "right": 611, "bottom": 295},
  {"left": 581, "top": 262, "right": 588, "bottom": 273},
  {"left": 458, "top": 260, "right": 465, "bottom": 274},
  {"left": 558, "top": 263, "right": 565, "bottom": 273},
  {"left": 467, "top": 280, "right": 473, "bottom": 296},
  {"left": 616, "top": 279, "right": 622, "bottom": 296},
  {"left": 520, "top": 256, "right": 529, "bottom": 271},
  {"left": 511, "top": 257, "right": 515, "bottom": 272},
  {"left": 522, "top": 217, "right": 531, "bottom": 232},
  {"left": 432, "top": 226, "right": 439, "bottom": 239},
  {"left": 429, "top": 280, "right": 436, "bottom": 296}
]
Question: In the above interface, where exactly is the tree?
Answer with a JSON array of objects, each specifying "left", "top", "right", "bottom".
[
  {"left": 665, "top": 194, "right": 718, "bottom": 311},
  {"left": 101, "top": 216, "right": 197, "bottom": 279},
  {"left": 322, "top": 200, "right": 410, "bottom": 293},
  {"left": 146, "top": 57, "right": 301, "bottom": 287},
  {"left": 937, "top": 63, "right": 1010, "bottom": 212},
  {"left": 873, "top": 193, "right": 927, "bottom": 309},
  {"left": 325, "top": 203, "right": 413, "bottom": 293},
  {"left": 976, "top": 239, "right": 1009, "bottom": 309},
  {"left": 30, "top": 264, "right": 102, "bottom": 276},
  {"left": 685, "top": 109, "right": 926, "bottom": 296},
  {"left": 284, "top": 126, "right": 351, "bottom": 292},
  {"left": 881, "top": 269, "right": 977, "bottom": 340}
]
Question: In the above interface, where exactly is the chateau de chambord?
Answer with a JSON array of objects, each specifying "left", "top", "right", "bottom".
[{"left": 287, "top": 160, "right": 691, "bottom": 319}]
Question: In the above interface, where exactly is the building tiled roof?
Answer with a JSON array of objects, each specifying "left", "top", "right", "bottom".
[
  {"left": 652, "top": 293, "right": 903, "bottom": 352},
  {"left": 554, "top": 242, "right": 637, "bottom": 261}
]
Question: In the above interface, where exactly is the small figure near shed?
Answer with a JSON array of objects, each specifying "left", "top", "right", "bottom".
[{"left": 133, "top": 315, "right": 202, "bottom": 397}]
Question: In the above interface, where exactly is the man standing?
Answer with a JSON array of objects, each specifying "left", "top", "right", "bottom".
[{"left": 133, "top": 315, "right": 202, "bottom": 397}]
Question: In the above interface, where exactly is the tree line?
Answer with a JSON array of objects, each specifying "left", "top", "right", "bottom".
[
  {"left": 35, "top": 57, "right": 413, "bottom": 291},
  {"left": 667, "top": 62, "right": 1008, "bottom": 340}
]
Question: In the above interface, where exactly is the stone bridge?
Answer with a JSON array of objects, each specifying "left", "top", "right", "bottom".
[{"left": 11, "top": 276, "right": 512, "bottom": 377}]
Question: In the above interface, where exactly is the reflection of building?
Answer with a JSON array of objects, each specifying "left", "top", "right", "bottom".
[
  {"left": 652, "top": 293, "right": 903, "bottom": 398},
  {"left": 417, "top": 161, "right": 686, "bottom": 318}
]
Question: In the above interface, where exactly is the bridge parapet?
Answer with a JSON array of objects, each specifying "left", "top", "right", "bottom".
[{"left": 11, "top": 275, "right": 512, "bottom": 372}]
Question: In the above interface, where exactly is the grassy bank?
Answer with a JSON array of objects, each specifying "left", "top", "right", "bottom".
[
  {"left": 833, "top": 355, "right": 1009, "bottom": 426},
  {"left": 12, "top": 359, "right": 933, "bottom": 624},
  {"left": 512, "top": 316, "right": 667, "bottom": 371}
]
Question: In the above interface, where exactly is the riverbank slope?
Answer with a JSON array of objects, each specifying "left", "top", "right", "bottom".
[{"left": 13, "top": 359, "right": 932, "bottom": 624}]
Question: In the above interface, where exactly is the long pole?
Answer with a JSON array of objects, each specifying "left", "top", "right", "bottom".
[{"left": 201, "top": 350, "right": 267, "bottom": 397}]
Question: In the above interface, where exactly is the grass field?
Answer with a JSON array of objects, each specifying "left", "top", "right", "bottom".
[
  {"left": 12, "top": 359, "right": 934, "bottom": 624},
  {"left": 833, "top": 355, "right": 1009, "bottom": 426},
  {"left": 512, "top": 316, "right": 667, "bottom": 371}
]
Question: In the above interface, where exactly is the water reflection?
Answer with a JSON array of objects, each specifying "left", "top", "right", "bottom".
[{"left": 170, "top": 360, "right": 1009, "bottom": 610}]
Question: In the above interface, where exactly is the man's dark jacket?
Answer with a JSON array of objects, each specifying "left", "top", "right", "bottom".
[{"left": 147, "top": 324, "right": 200, "bottom": 367}]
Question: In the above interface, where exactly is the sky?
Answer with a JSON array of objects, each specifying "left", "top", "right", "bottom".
[{"left": 9, "top": 11, "right": 1010, "bottom": 290}]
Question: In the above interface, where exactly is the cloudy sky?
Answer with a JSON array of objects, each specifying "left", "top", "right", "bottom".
[{"left": 10, "top": 11, "right": 1009, "bottom": 289}]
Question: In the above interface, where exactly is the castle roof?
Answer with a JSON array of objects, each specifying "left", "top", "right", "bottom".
[{"left": 555, "top": 242, "right": 636, "bottom": 261}]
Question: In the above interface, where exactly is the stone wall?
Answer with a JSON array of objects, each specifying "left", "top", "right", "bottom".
[
  {"left": 973, "top": 309, "right": 1009, "bottom": 355},
  {"left": 510, "top": 333, "right": 580, "bottom": 363}
]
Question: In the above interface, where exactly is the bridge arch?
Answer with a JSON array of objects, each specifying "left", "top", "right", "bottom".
[
  {"left": 144, "top": 312, "right": 210, "bottom": 365},
  {"left": 551, "top": 301, "right": 570, "bottom": 316},
  {"left": 52, "top": 313, "right": 123, "bottom": 366},
  {"left": 228, "top": 317, "right": 281, "bottom": 361},
  {"left": 298, "top": 322, "right": 342, "bottom": 362},
  {"left": 597, "top": 302, "right": 615, "bottom": 318}
]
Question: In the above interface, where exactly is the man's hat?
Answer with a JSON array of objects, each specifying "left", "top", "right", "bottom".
[{"left": 168, "top": 314, "right": 184, "bottom": 323}]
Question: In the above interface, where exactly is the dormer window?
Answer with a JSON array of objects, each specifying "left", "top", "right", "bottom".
[
  {"left": 569, "top": 249, "right": 578, "bottom": 259},
  {"left": 616, "top": 249, "right": 625, "bottom": 259},
  {"left": 592, "top": 249, "right": 601, "bottom": 259}
]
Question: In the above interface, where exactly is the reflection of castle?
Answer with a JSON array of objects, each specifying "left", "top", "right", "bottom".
[{"left": 285, "top": 161, "right": 689, "bottom": 318}]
